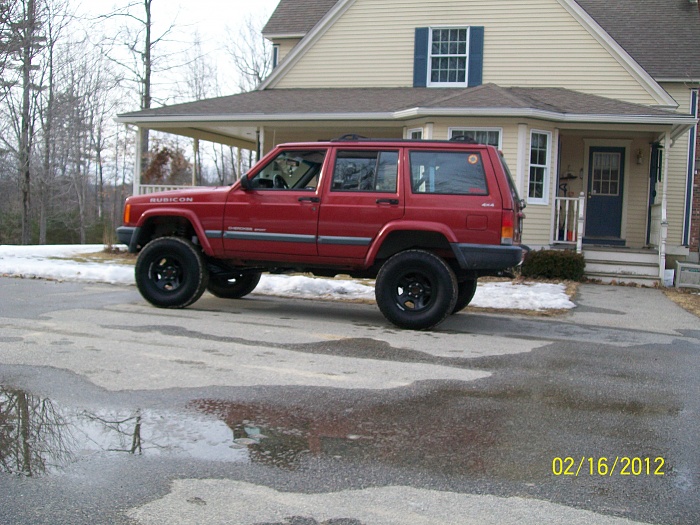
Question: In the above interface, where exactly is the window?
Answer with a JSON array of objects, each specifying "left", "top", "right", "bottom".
[
  {"left": 410, "top": 151, "right": 488, "bottom": 195},
  {"left": 413, "top": 26, "right": 484, "bottom": 88},
  {"left": 250, "top": 150, "right": 326, "bottom": 190},
  {"left": 331, "top": 150, "right": 399, "bottom": 192},
  {"left": 591, "top": 152, "right": 621, "bottom": 196},
  {"left": 429, "top": 28, "right": 469, "bottom": 86},
  {"left": 449, "top": 128, "right": 501, "bottom": 149},
  {"left": 407, "top": 128, "right": 423, "bottom": 140},
  {"left": 272, "top": 45, "right": 280, "bottom": 68},
  {"left": 528, "top": 131, "right": 551, "bottom": 204}
]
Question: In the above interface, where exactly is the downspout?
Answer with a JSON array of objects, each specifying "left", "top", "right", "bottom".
[{"left": 659, "top": 131, "right": 671, "bottom": 281}]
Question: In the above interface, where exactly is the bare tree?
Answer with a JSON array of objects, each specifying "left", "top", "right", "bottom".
[
  {"left": 98, "top": 0, "right": 178, "bottom": 181},
  {"left": 225, "top": 14, "right": 272, "bottom": 93}
]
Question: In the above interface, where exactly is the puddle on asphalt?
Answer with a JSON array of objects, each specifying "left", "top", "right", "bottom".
[{"left": 0, "top": 386, "right": 248, "bottom": 476}]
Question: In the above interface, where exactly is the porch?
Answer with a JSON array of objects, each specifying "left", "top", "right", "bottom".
[{"left": 551, "top": 193, "right": 663, "bottom": 286}]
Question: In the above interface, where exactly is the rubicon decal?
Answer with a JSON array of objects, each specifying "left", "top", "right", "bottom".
[{"left": 149, "top": 197, "right": 194, "bottom": 203}]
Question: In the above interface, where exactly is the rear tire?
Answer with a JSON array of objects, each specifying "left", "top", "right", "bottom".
[
  {"left": 452, "top": 279, "right": 477, "bottom": 314},
  {"left": 135, "top": 237, "right": 209, "bottom": 308},
  {"left": 375, "top": 250, "right": 457, "bottom": 330},
  {"left": 207, "top": 271, "right": 262, "bottom": 299}
]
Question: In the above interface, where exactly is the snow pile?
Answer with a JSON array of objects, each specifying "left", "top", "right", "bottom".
[{"left": 0, "top": 244, "right": 575, "bottom": 311}]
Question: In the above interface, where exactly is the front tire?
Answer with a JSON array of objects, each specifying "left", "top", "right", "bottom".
[
  {"left": 135, "top": 237, "right": 209, "bottom": 308},
  {"left": 207, "top": 271, "right": 262, "bottom": 299},
  {"left": 375, "top": 250, "right": 457, "bottom": 330}
]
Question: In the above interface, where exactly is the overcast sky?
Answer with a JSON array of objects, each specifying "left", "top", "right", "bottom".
[{"left": 73, "top": 0, "right": 281, "bottom": 106}]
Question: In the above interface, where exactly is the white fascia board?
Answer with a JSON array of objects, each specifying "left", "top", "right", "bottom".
[
  {"left": 116, "top": 109, "right": 696, "bottom": 128},
  {"left": 262, "top": 32, "right": 307, "bottom": 40},
  {"left": 258, "top": 0, "right": 356, "bottom": 90},
  {"left": 393, "top": 107, "right": 698, "bottom": 127},
  {"left": 556, "top": 0, "right": 677, "bottom": 107},
  {"left": 114, "top": 112, "right": 397, "bottom": 125}
]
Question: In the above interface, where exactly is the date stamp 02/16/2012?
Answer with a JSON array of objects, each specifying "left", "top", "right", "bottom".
[{"left": 552, "top": 457, "right": 666, "bottom": 477}]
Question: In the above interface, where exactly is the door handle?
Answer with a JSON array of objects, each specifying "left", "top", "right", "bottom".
[
  {"left": 376, "top": 198, "right": 399, "bottom": 205},
  {"left": 298, "top": 196, "right": 320, "bottom": 203}
]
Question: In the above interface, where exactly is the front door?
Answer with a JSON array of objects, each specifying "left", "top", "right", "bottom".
[
  {"left": 223, "top": 148, "right": 328, "bottom": 258},
  {"left": 585, "top": 147, "right": 625, "bottom": 243}
]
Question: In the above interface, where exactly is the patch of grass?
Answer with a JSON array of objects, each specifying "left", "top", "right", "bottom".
[{"left": 663, "top": 288, "right": 700, "bottom": 319}]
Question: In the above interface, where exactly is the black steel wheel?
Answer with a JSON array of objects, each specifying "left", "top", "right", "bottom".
[
  {"left": 135, "top": 237, "right": 209, "bottom": 308},
  {"left": 452, "top": 279, "right": 477, "bottom": 314},
  {"left": 375, "top": 250, "right": 457, "bottom": 330},
  {"left": 207, "top": 271, "right": 262, "bottom": 299}
]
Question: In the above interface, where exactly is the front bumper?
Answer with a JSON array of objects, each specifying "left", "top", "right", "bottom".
[{"left": 116, "top": 226, "right": 138, "bottom": 252}]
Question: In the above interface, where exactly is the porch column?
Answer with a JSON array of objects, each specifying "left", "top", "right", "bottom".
[
  {"left": 576, "top": 192, "right": 585, "bottom": 254},
  {"left": 659, "top": 131, "right": 671, "bottom": 281},
  {"left": 516, "top": 123, "right": 528, "bottom": 195},
  {"left": 133, "top": 125, "right": 142, "bottom": 196}
]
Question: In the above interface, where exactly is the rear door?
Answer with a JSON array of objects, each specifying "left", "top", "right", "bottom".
[{"left": 317, "top": 147, "right": 404, "bottom": 259}]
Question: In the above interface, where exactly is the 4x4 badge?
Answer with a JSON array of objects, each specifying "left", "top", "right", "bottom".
[{"left": 482, "top": 202, "right": 495, "bottom": 207}]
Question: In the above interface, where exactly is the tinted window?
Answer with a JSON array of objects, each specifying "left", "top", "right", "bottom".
[
  {"left": 331, "top": 150, "right": 399, "bottom": 192},
  {"left": 410, "top": 151, "right": 488, "bottom": 195}
]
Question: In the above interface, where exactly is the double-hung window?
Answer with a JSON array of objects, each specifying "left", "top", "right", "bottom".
[
  {"left": 413, "top": 26, "right": 484, "bottom": 88},
  {"left": 429, "top": 28, "right": 469, "bottom": 86},
  {"left": 528, "top": 130, "right": 551, "bottom": 204}
]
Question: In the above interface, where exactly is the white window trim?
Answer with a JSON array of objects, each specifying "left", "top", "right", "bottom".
[
  {"left": 448, "top": 127, "right": 502, "bottom": 150},
  {"left": 407, "top": 127, "right": 424, "bottom": 139},
  {"left": 427, "top": 26, "right": 470, "bottom": 88},
  {"left": 527, "top": 129, "right": 552, "bottom": 205}
]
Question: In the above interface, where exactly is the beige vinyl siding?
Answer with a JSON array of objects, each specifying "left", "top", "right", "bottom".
[
  {"left": 275, "top": 0, "right": 658, "bottom": 104},
  {"left": 273, "top": 38, "right": 302, "bottom": 64},
  {"left": 662, "top": 83, "right": 695, "bottom": 253},
  {"left": 624, "top": 138, "right": 653, "bottom": 247}
]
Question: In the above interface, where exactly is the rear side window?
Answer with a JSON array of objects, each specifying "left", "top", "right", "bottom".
[
  {"left": 410, "top": 150, "right": 488, "bottom": 195},
  {"left": 331, "top": 150, "right": 399, "bottom": 192}
]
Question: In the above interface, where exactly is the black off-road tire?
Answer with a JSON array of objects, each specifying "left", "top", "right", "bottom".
[
  {"left": 207, "top": 271, "right": 262, "bottom": 299},
  {"left": 375, "top": 250, "right": 458, "bottom": 330},
  {"left": 452, "top": 279, "right": 478, "bottom": 314},
  {"left": 135, "top": 237, "right": 209, "bottom": 308}
]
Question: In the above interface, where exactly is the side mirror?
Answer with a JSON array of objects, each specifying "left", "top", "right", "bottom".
[{"left": 240, "top": 175, "right": 251, "bottom": 190}]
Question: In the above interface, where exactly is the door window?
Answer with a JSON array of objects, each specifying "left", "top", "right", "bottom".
[
  {"left": 331, "top": 150, "right": 399, "bottom": 192},
  {"left": 250, "top": 150, "right": 326, "bottom": 190},
  {"left": 591, "top": 152, "right": 621, "bottom": 196}
]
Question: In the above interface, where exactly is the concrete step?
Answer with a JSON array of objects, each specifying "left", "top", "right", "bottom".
[
  {"left": 583, "top": 248, "right": 658, "bottom": 265},
  {"left": 585, "top": 260, "right": 659, "bottom": 278},
  {"left": 585, "top": 271, "right": 660, "bottom": 287}
]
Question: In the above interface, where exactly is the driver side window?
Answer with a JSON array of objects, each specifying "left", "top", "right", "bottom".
[{"left": 250, "top": 149, "right": 327, "bottom": 190}]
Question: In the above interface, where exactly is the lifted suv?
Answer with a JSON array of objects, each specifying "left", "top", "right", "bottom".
[{"left": 118, "top": 137, "right": 525, "bottom": 330}]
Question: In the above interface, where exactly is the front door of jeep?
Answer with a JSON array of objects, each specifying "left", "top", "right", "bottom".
[{"left": 224, "top": 148, "right": 328, "bottom": 258}]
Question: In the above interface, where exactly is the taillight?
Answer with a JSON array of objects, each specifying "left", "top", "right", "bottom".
[
  {"left": 123, "top": 203, "right": 131, "bottom": 224},
  {"left": 501, "top": 210, "right": 514, "bottom": 245}
]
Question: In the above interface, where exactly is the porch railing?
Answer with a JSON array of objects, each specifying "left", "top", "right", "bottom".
[{"left": 552, "top": 192, "right": 585, "bottom": 253}]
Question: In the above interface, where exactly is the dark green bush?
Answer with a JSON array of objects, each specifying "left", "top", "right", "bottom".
[{"left": 521, "top": 249, "right": 586, "bottom": 281}]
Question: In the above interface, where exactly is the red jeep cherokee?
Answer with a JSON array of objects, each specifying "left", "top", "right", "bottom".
[{"left": 118, "top": 137, "right": 525, "bottom": 330}]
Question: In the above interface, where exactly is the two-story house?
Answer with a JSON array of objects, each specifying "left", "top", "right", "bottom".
[{"left": 117, "top": 0, "right": 700, "bottom": 284}]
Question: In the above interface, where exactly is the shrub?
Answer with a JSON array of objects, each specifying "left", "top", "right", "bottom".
[{"left": 521, "top": 249, "right": 585, "bottom": 281}]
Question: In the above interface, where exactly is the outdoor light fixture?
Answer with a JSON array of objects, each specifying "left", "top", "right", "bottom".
[{"left": 636, "top": 149, "right": 644, "bottom": 164}]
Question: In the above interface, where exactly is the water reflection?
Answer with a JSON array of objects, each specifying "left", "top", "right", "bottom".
[
  {"left": 191, "top": 394, "right": 493, "bottom": 475},
  {"left": 0, "top": 386, "right": 247, "bottom": 476},
  {"left": 0, "top": 388, "right": 74, "bottom": 476}
]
